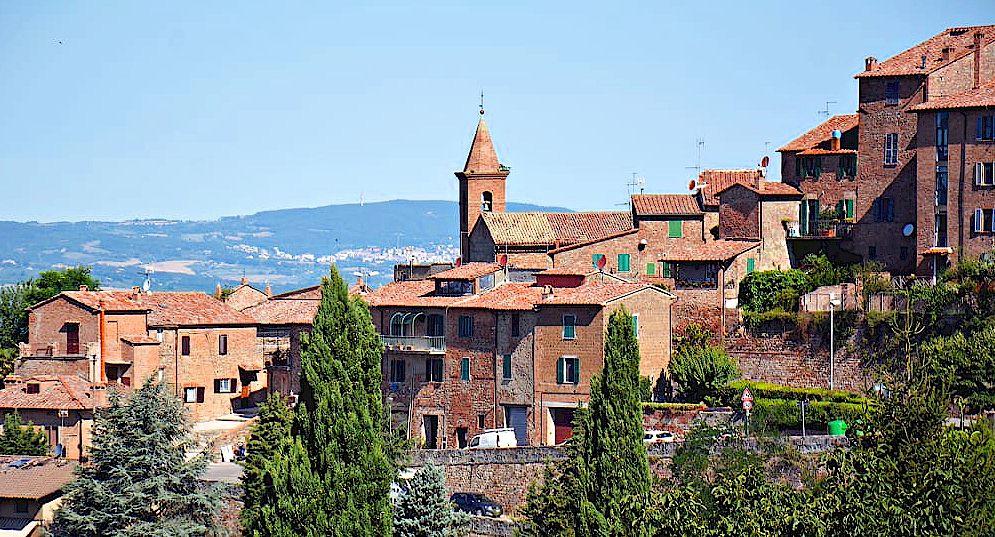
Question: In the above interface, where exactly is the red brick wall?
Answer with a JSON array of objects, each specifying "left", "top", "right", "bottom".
[
  {"left": 460, "top": 175, "right": 507, "bottom": 259},
  {"left": 718, "top": 186, "right": 760, "bottom": 240}
]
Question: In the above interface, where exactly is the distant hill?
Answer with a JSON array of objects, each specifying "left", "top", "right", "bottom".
[{"left": 0, "top": 200, "right": 571, "bottom": 292}]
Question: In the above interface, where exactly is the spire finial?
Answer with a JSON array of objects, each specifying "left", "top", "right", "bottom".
[{"left": 479, "top": 91, "right": 485, "bottom": 116}]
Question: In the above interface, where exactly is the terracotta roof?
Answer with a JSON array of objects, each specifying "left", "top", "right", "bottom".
[
  {"left": 777, "top": 115, "right": 860, "bottom": 152},
  {"left": 37, "top": 291, "right": 148, "bottom": 313},
  {"left": 364, "top": 280, "right": 464, "bottom": 308},
  {"left": 0, "top": 375, "right": 106, "bottom": 410},
  {"left": 911, "top": 79, "right": 995, "bottom": 111},
  {"left": 855, "top": 26, "right": 995, "bottom": 78},
  {"left": 462, "top": 116, "right": 503, "bottom": 174},
  {"left": 429, "top": 263, "right": 501, "bottom": 280},
  {"left": 0, "top": 457, "right": 75, "bottom": 500},
  {"left": 698, "top": 169, "right": 763, "bottom": 207},
  {"left": 542, "top": 283, "right": 672, "bottom": 305},
  {"left": 271, "top": 285, "right": 321, "bottom": 300},
  {"left": 796, "top": 148, "right": 859, "bottom": 156},
  {"left": 717, "top": 181, "right": 802, "bottom": 198},
  {"left": 244, "top": 297, "right": 320, "bottom": 325},
  {"left": 120, "top": 335, "right": 159, "bottom": 345},
  {"left": 547, "top": 228, "right": 639, "bottom": 255},
  {"left": 455, "top": 283, "right": 546, "bottom": 311},
  {"left": 479, "top": 211, "right": 633, "bottom": 248},
  {"left": 540, "top": 266, "right": 590, "bottom": 276},
  {"left": 658, "top": 240, "right": 760, "bottom": 262},
  {"left": 146, "top": 292, "right": 257, "bottom": 327},
  {"left": 631, "top": 194, "right": 703, "bottom": 216}
]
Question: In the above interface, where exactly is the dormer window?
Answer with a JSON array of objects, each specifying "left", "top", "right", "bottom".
[
  {"left": 26, "top": 383, "right": 40, "bottom": 394},
  {"left": 482, "top": 191, "right": 493, "bottom": 212}
]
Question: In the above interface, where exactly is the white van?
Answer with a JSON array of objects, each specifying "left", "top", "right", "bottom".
[{"left": 466, "top": 428, "right": 517, "bottom": 449}]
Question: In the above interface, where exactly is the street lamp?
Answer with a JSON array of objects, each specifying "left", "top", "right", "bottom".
[{"left": 829, "top": 292, "right": 842, "bottom": 391}]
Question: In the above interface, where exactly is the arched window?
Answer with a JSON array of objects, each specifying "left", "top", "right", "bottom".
[{"left": 481, "top": 191, "right": 493, "bottom": 212}]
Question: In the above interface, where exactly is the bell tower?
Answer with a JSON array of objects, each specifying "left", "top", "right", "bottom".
[{"left": 456, "top": 105, "right": 509, "bottom": 260}]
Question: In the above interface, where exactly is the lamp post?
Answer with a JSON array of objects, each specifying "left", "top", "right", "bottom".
[{"left": 829, "top": 292, "right": 842, "bottom": 391}]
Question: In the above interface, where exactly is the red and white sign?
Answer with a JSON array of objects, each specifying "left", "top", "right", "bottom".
[{"left": 741, "top": 388, "right": 754, "bottom": 412}]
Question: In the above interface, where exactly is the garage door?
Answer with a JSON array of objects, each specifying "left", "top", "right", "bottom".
[
  {"left": 551, "top": 408, "right": 575, "bottom": 445},
  {"left": 505, "top": 406, "right": 528, "bottom": 446}
]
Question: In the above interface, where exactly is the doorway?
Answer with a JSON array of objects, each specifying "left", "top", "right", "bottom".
[
  {"left": 423, "top": 415, "right": 440, "bottom": 449},
  {"left": 550, "top": 408, "right": 575, "bottom": 445},
  {"left": 505, "top": 406, "right": 528, "bottom": 446}
]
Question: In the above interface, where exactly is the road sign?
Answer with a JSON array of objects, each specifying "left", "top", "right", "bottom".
[
  {"left": 741, "top": 388, "right": 754, "bottom": 412},
  {"left": 742, "top": 399, "right": 753, "bottom": 412}
]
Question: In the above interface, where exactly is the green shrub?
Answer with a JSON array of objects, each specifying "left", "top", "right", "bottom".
[
  {"left": 669, "top": 346, "right": 738, "bottom": 406},
  {"left": 741, "top": 308, "right": 797, "bottom": 332},
  {"left": 803, "top": 253, "right": 849, "bottom": 288},
  {"left": 750, "top": 399, "right": 867, "bottom": 432},
  {"left": 641, "top": 402, "right": 707, "bottom": 412},
  {"left": 739, "top": 270, "right": 812, "bottom": 313},
  {"left": 718, "top": 380, "right": 866, "bottom": 406}
]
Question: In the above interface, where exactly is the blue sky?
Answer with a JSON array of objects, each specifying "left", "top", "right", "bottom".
[{"left": 1, "top": 1, "right": 992, "bottom": 222}]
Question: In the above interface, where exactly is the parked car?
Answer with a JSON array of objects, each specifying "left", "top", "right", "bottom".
[
  {"left": 466, "top": 428, "right": 517, "bottom": 449},
  {"left": 451, "top": 492, "right": 503, "bottom": 517},
  {"left": 643, "top": 429, "right": 676, "bottom": 444}
]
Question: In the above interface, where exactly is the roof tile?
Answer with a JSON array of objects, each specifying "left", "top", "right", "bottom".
[
  {"left": 631, "top": 194, "right": 703, "bottom": 216},
  {"left": 911, "top": 79, "right": 995, "bottom": 111},
  {"left": 777, "top": 115, "right": 859, "bottom": 153},
  {"left": 855, "top": 26, "right": 995, "bottom": 78},
  {"left": 698, "top": 169, "right": 764, "bottom": 207}
]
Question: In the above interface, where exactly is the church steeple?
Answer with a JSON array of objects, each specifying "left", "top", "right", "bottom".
[{"left": 455, "top": 105, "right": 510, "bottom": 261}]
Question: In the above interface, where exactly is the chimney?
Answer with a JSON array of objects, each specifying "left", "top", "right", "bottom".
[
  {"left": 941, "top": 47, "right": 952, "bottom": 62},
  {"left": 865, "top": 56, "right": 877, "bottom": 71},
  {"left": 831, "top": 129, "right": 842, "bottom": 151},
  {"left": 974, "top": 31, "right": 984, "bottom": 89},
  {"left": 214, "top": 283, "right": 223, "bottom": 300},
  {"left": 131, "top": 286, "right": 141, "bottom": 297},
  {"left": 264, "top": 283, "right": 272, "bottom": 297},
  {"left": 920, "top": 54, "right": 927, "bottom": 69},
  {"left": 79, "top": 285, "right": 88, "bottom": 292},
  {"left": 240, "top": 276, "right": 249, "bottom": 285}
]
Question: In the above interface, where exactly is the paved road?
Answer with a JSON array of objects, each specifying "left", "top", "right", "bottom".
[{"left": 204, "top": 462, "right": 244, "bottom": 483}]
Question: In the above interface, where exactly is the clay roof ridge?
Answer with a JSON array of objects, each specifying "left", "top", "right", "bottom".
[{"left": 547, "top": 228, "right": 639, "bottom": 255}]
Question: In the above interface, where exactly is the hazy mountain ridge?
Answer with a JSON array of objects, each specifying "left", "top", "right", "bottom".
[{"left": 0, "top": 200, "right": 570, "bottom": 292}]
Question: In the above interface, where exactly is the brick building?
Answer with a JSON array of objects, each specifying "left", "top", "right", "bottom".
[
  {"left": 9, "top": 288, "right": 265, "bottom": 425},
  {"left": 0, "top": 375, "right": 106, "bottom": 461},
  {"left": 365, "top": 262, "right": 675, "bottom": 448},
  {"left": 242, "top": 285, "right": 321, "bottom": 398},
  {"left": 0, "top": 456, "right": 75, "bottom": 535}
]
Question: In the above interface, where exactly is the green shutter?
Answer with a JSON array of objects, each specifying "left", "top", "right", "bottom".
[
  {"left": 814, "top": 157, "right": 822, "bottom": 178},
  {"left": 632, "top": 315, "right": 639, "bottom": 336},
  {"left": 617, "top": 253, "right": 630, "bottom": 272},
  {"left": 572, "top": 358, "right": 580, "bottom": 385},
  {"left": 662, "top": 262, "right": 672, "bottom": 278},
  {"left": 556, "top": 357, "right": 564, "bottom": 384},
  {"left": 503, "top": 354, "right": 512, "bottom": 380},
  {"left": 746, "top": 258, "right": 756, "bottom": 273},
  {"left": 460, "top": 357, "right": 469, "bottom": 381},
  {"left": 836, "top": 200, "right": 845, "bottom": 219},
  {"left": 668, "top": 220, "right": 683, "bottom": 238},
  {"left": 846, "top": 199, "right": 855, "bottom": 219},
  {"left": 799, "top": 202, "right": 808, "bottom": 234},
  {"left": 645, "top": 262, "right": 656, "bottom": 276}
]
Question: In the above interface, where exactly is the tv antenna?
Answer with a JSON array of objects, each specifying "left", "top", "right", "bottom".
[
  {"left": 685, "top": 138, "right": 705, "bottom": 176},
  {"left": 818, "top": 101, "right": 837, "bottom": 117},
  {"left": 136, "top": 265, "right": 154, "bottom": 292},
  {"left": 617, "top": 173, "right": 646, "bottom": 210}
]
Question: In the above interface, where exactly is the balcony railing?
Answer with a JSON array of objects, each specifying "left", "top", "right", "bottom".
[
  {"left": 380, "top": 335, "right": 446, "bottom": 353},
  {"left": 791, "top": 219, "right": 854, "bottom": 240}
]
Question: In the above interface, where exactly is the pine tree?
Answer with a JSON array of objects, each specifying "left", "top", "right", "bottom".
[
  {"left": 394, "top": 463, "right": 470, "bottom": 537},
  {"left": 0, "top": 411, "right": 49, "bottom": 455},
  {"left": 241, "top": 392, "right": 293, "bottom": 534},
  {"left": 521, "top": 307, "right": 652, "bottom": 536},
  {"left": 250, "top": 265, "right": 398, "bottom": 536},
  {"left": 49, "top": 380, "right": 223, "bottom": 537}
]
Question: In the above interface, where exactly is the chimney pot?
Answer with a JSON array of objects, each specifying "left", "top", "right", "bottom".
[
  {"left": 264, "top": 283, "right": 272, "bottom": 297},
  {"left": 79, "top": 285, "right": 88, "bottom": 292},
  {"left": 131, "top": 286, "right": 140, "bottom": 295},
  {"left": 865, "top": 56, "right": 877, "bottom": 71},
  {"left": 941, "top": 47, "right": 951, "bottom": 61}
]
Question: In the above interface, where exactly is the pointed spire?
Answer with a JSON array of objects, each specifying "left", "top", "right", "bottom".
[{"left": 462, "top": 109, "right": 501, "bottom": 175}]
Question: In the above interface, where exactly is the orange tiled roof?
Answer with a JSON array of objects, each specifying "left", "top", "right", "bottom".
[
  {"left": 271, "top": 285, "right": 321, "bottom": 300},
  {"left": 0, "top": 375, "right": 106, "bottom": 410},
  {"left": 796, "top": 148, "right": 859, "bottom": 156},
  {"left": 658, "top": 240, "right": 760, "bottom": 262},
  {"left": 717, "top": 181, "right": 802, "bottom": 198},
  {"left": 120, "top": 335, "right": 159, "bottom": 345},
  {"left": 546, "top": 228, "right": 639, "bottom": 255},
  {"left": 631, "top": 194, "right": 703, "bottom": 216},
  {"left": 145, "top": 292, "right": 257, "bottom": 327},
  {"left": 540, "top": 266, "right": 590, "bottom": 276},
  {"left": 504, "top": 253, "right": 552, "bottom": 270},
  {"left": 364, "top": 280, "right": 464, "bottom": 308},
  {"left": 698, "top": 169, "right": 763, "bottom": 207},
  {"left": 430, "top": 263, "right": 501, "bottom": 280},
  {"left": 911, "top": 79, "right": 995, "bottom": 111},
  {"left": 47, "top": 291, "right": 148, "bottom": 312},
  {"left": 542, "top": 282, "right": 670, "bottom": 305},
  {"left": 777, "top": 115, "right": 860, "bottom": 153},
  {"left": 455, "top": 283, "right": 546, "bottom": 311},
  {"left": 546, "top": 212, "right": 633, "bottom": 245},
  {"left": 479, "top": 211, "right": 633, "bottom": 248},
  {"left": 855, "top": 26, "right": 995, "bottom": 78},
  {"left": 244, "top": 297, "right": 320, "bottom": 325},
  {"left": 0, "top": 456, "right": 76, "bottom": 500}
]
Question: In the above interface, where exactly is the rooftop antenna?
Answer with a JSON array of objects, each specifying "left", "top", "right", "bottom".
[
  {"left": 685, "top": 138, "right": 705, "bottom": 176},
  {"left": 618, "top": 173, "right": 646, "bottom": 210},
  {"left": 137, "top": 265, "right": 154, "bottom": 293},
  {"left": 480, "top": 91, "right": 485, "bottom": 115},
  {"left": 818, "top": 101, "right": 837, "bottom": 117}
]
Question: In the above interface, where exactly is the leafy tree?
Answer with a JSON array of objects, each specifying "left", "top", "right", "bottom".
[
  {"left": 23, "top": 265, "right": 100, "bottom": 305},
  {"left": 0, "top": 412, "right": 48, "bottom": 455},
  {"left": 920, "top": 327, "right": 995, "bottom": 410},
  {"left": 248, "top": 266, "right": 398, "bottom": 536},
  {"left": 393, "top": 463, "right": 470, "bottom": 537},
  {"left": 738, "top": 270, "right": 811, "bottom": 313},
  {"left": 50, "top": 380, "right": 223, "bottom": 537},
  {"left": 669, "top": 324, "right": 737, "bottom": 405},
  {"left": 521, "top": 307, "right": 652, "bottom": 536},
  {"left": 241, "top": 393, "right": 293, "bottom": 534},
  {"left": 803, "top": 253, "right": 849, "bottom": 288}
]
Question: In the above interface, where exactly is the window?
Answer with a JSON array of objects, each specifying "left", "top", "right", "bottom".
[
  {"left": 631, "top": 314, "right": 639, "bottom": 337},
  {"left": 26, "top": 383, "right": 39, "bottom": 394},
  {"left": 935, "top": 214, "right": 949, "bottom": 247},
  {"left": 65, "top": 323, "right": 79, "bottom": 355},
  {"left": 836, "top": 199, "right": 855, "bottom": 220},
  {"left": 557, "top": 356, "right": 580, "bottom": 385},
  {"left": 976, "top": 162, "right": 995, "bottom": 186},
  {"left": 14, "top": 499, "right": 28, "bottom": 514},
  {"left": 974, "top": 209, "right": 995, "bottom": 233},
  {"left": 218, "top": 334, "right": 228, "bottom": 356},
  {"left": 184, "top": 387, "right": 205, "bottom": 403},
  {"left": 645, "top": 262, "right": 656, "bottom": 276},
  {"left": 936, "top": 112, "right": 949, "bottom": 161},
  {"left": 868, "top": 246, "right": 878, "bottom": 260},
  {"left": 746, "top": 258, "right": 756, "bottom": 274},
  {"left": 389, "top": 359, "right": 406, "bottom": 383},
  {"left": 478, "top": 414, "right": 486, "bottom": 428},
  {"left": 502, "top": 354, "right": 512, "bottom": 380},
  {"left": 426, "top": 358, "right": 444, "bottom": 382},
  {"left": 459, "top": 357, "right": 470, "bottom": 381},
  {"left": 837, "top": 155, "right": 857, "bottom": 178},
  {"left": 591, "top": 253, "right": 605, "bottom": 269},
  {"left": 796, "top": 156, "right": 804, "bottom": 178},
  {"left": 668, "top": 220, "right": 683, "bottom": 238},
  {"left": 479, "top": 273, "right": 495, "bottom": 291},
  {"left": 885, "top": 80, "right": 900, "bottom": 105},
  {"left": 181, "top": 336, "right": 191, "bottom": 356},
  {"left": 511, "top": 313, "right": 520, "bottom": 337},
  {"left": 936, "top": 165, "right": 948, "bottom": 205},
  {"left": 662, "top": 262, "right": 672, "bottom": 278},
  {"left": 156, "top": 328, "right": 164, "bottom": 342},
  {"left": 214, "top": 378, "right": 237, "bottom": 393},
  {"left": 481, "top": 191, "right": 493, "bottom": 212},
  {"left": 873, "top": 198, "right": 895, "bottom": 222},
  {"left": 562, "top": 314, "right": 576, "bottom": 339},
  {"left": 427, "top": 314, "right": 445, "bottom": 337},
  {"left": 617, "top": 253, "right": 631, "bottom": 272},
  {"left": 884, "top": 133, "right": 899, "bottom": 165},
  {"left": 438, "top": 280, "right": 473, "bottom": 296},
  {"left": 458, "top": 315, "right": 474, "bottom": 338},
  {"left": 978, "top": 115, "right": 995, "bottom": 141},
  {"left": 900, "top": 247, "right": 908, "bottom": 261}
]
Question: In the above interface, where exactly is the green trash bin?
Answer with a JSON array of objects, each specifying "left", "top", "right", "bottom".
[{"left": 828, "top": 420, "right": 848, "bottom": 437}]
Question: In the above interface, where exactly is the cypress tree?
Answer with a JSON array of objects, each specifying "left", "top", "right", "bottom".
[
  {"left": 241, "top": 392, "right": 293, "bottom": 534},
  {"left": 521, "top": 307, "right": 652, "bottom": 536},
  {"left": 49, "top": 380, "right": 223, "bottom": 537},
  {"left": 0, "top": 411, "right": 48, "bottom": 455},
  {"left": 393, "top": 463, "right": 470, "bottom": 537},
  {"left": 251, "top": 265, "right": 397, "bottom": 536}
]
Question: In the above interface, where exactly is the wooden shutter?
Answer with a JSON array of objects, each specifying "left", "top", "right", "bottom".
[
  {"left": 645, "top": 262, "right": 656, "bottom": 276},
  {"left": 980, "top": 117, "right": 985, "bottom": 141},
  {"left": 572, "top": 358, "right": 580, "bottom": 385},
  {"left": 747, "top": 258, "right": 756, "bottom": 273},
  {"left": 556, "top": 357, "right": 564, "bottom": 384},
  {"left": 668, "top": 220, "right": 682, "bottom": 238},
  {"left": 460, "top": 357, "right": 469, "bottom": 381},
  {"left": 197, "top": 387, "right": 205, "bottom": 403},
  {"left": 975, "top": 209, "right": 984, "bottom": 233},
  {"left": 977, "top": 163, "right": 984, "bottom": 186},
  {"left": 845, "top": 199, "right": 855, "bottom": 220},
  {"left": 799, "top": 201, "right": 808, "bottom": 233},
  {"left": 662, "top": 262, "right": 672, "bottom": 278},
  {"left": 503, "top": 355, "right": 512, "bottom": 380},
  {"left": 617, "top": 254, "right": 630, "bottom": 272}
]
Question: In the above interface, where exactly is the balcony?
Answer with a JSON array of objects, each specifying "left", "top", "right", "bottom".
[
  {"left": 380, "top": 335, "right": 445, "bottom": 354},
  {"left": 789, "top": 219, "right": 854, "bottom": 240}
]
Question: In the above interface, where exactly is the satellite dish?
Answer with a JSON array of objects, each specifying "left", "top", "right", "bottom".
[
  {"left": 761, "top": 156, "right": 770, "bottom": 168},
  {"left": 497, "top": 254, "right": 508, "bottom": 267},
  {"left": 688, "top": 179, "right": 697, "bottom": 191},
  {"left": 902, "top": 224, "right": 915, "bottom": 237},
  {"left": 454, "top": 257, "right": 462, "bottom": 267},
  {"left": 596, "top": 255, "right": 607, "bottom": 271}
]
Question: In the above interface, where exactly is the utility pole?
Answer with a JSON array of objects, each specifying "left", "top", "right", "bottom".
[{"left": 829, "top": 292, "right": 841, "bottom": 390}]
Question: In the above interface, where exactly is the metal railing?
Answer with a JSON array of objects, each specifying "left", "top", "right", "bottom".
[
  {"left": 794, "top": 219, "right": 854, "bottom": 239},
  {"left": 380, "top": 335, "right": 445, "bottom": 353}
]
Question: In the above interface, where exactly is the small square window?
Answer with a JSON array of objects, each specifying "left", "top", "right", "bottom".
[
  {"left": 478, "top": 414, "right": 486, "bottom": 428},
  {"left": 389, "top": 359, "right": 406, "bottom": 383},
  {"left": 557, "top": 357, "right": 580, "bottom": 385},
  {"left": 885, "top": 80, "right": 900, "bottom": 105},
  {"left": 25, "top": 383, "right": 40, "bottom": 394},
  {"left": 426, "top": 358, "right": 444, "bottom": 382},
  {"left": 214, "top": 378, "right": 236, "bottom": 393},
  {"left": 458, "top": 315, "right": 474, "bottom": 338},
  {"left": 184, "top": 387, "right": 204, "bottom": 403}
]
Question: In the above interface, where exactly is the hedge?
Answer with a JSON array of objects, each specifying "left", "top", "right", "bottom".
[
  {"left": 641, "top": 402, "right": 707, "bottom": 412},
  {"left": 739, "top": 269, "right": 812, "bottom": 313},
  {"left": 719, "top": 381, "right": 866, "bottom": 406},
  {"left": 750, "top": 399, "right": 868, "bottom": 432}
]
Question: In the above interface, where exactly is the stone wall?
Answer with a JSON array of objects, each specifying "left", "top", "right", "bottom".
[{"left": 727, "top": 330, "right": 869, "bottom": 392}]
